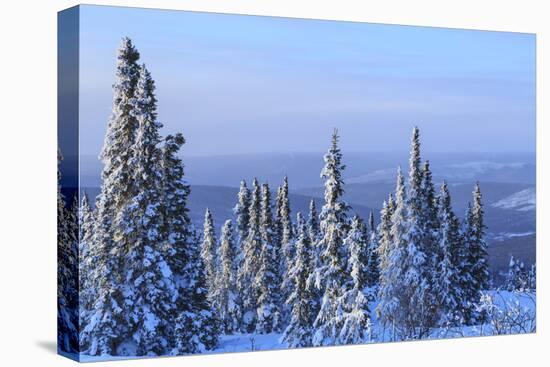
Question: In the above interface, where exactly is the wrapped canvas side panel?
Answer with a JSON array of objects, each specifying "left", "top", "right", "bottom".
[{"left": 57, "top": 6, "right": 80, "bottom": 361}]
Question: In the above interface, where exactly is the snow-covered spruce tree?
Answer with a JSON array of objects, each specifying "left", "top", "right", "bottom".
[
  {"left": 434, "top": 182, "right": 462, "bottom": 326},
  {"left": 463, "top": 183, "right": 489, "bottom": 323},
  {"left": 237, "top": 178, "right": 262, "bottom": 332},
  {"left": 276, "top": 176, "right": 294, "bottom": 322},
  {"left": 229, "top": 179, "right": 249, "bottom": 330},
  {"left": 173, "top": 230, "right": 219, "bottom": 354},
  {"left": 78, "top": 193, "right": 94, "bottom": 278},
  {"left": 339, "top": 216, "right": 372, "bottom": 345},
  {"left": 376, "top": 168, "right": 409, "bottom": 340},
  {"left": 277, "top": 176, "right": 294, "bottom": 272},
  {"left": 345, "top": 216, "right": 369, "bottom": 291},
  {"left": 312, "top": 129, "right": 351, "bottom": 346},
  {"left": 366, "top": 211, "right": 380, "bottom": 288},
  {"left": 281, "top": 213, "right": 317, "bottom": 348},
  {"left": 307, "top": 199, "right": 320, "bottom": 245},
  {"left": 376, "top": 194, "right": 395, "bottom": 275},
  {"left": 255, "top": 183, "right": 283, "bottom": 333},
  {"left": 419, "top": 160, "right": 440, "bottom": 326},
  {"left": 87, "top": 37, "right": 141, "bottom": 355},
  {"left": 403, "top": 127, "right": 433, "bottom": 335},
  {"left": 505, "top": 256, "right": 528, "bottom": 292},
  {"left": 159, "top": 133, "right": 192, "bottom": 317},
  {"left": 211, "top": 220, "right": 241, "bottom": 333},
  {"left": 201, "top": 208, "right": 218, "bottom": 296},
  {"left": 57, "top": 149, "right": 79, "bottom": 354},
  {"left": 160, "top": 133, "right": 218, "bottom": 353},
  {"left": 234, "top": 180, "right": 251, "bottom": 243},
  {"left": 305, "top": 200, "right": 322, "bottom": 322},
  {"left": 119, "top": 64, "right": 180, "bottom": 355},
  {"left": 78, "top": 193, "right": 97, "bottom": 352},
  {"left": 420, "top": 160, "right": 439, "bottom": 267}
]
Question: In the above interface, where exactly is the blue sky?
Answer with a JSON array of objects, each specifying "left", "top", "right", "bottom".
[{"left": 78, "top": 5, "right": 536, "bottom": 156}]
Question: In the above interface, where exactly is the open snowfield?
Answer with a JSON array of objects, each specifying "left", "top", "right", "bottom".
[{"left": 78, "top": 290, "right": 535, "bottom": 362}]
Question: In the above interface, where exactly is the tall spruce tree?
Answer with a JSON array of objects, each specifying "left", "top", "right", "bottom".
[
  {"left": 366, "top": 212, "right": 380, "bottom": 287},
  {"left": 78, "top": 193, "right": 96, "bottom": 352},
  {"left": 211, "top": 220, "right": 241, "bottom": 333},
  {"left": 201, "top": 208, "right": 218, "bottom": 296},
  {"left": 88, "top": 38, "right": 141, "bottom": 355},
  {"left": 121, "top": 64, "right": 179, "bottom": 355},
  {"left": 280, "top": 213, "right": 317, "bottom": 347},
  {"left": 234, "top": 180, "right": 250, "bottom": 243},
  {"left": 345, "top": 216, "right": 369, "bottom": 291},
  {"left": 339, "top": 216, "right": 372, "bottom": 344},
  {"left": 159, "top": 133, "right": 192, "bottom": 322},
  {"left": 307, "top": 199, "right": 320, "bottom": 245},
  {"left": 255, "top": 183, "right": 283, "bottom": 333},
  {"left": 376, "top": 194, "right": 395, "bottom": 274},
  {"left": 419, "top": 160, "right": 440, "bottom": 327},
  {"left": 173, "top": 230, "right": 219, "bottom": 354},
  {"left": 237, "top": 178, "right": 262, "bottom": 332},
  {"left": 463, "top": 183, "right": 489, "bottom": 323},
  {"left": 434, "top": 182, "right": 462, "bottom": 326},
  {"left": 160, "top": 133, "right": 219, "bottom": 353},
  {"left": 377, "top": 168, "right": 409, "bottom": 339},
  {"left": 403, "top": 127, "right": 432, "bottom": 335},
  {"left": 277, "top": 176, "right": 294, "bottom": 298},
  {"left": 277, "top": 176, "right": 294, "bottom": 263},
  {"left": 312, "top": 129, "right": 350, "bottom": 346},
  {"left": 57, "top": 150, "right": 79, "bottom": 354}
]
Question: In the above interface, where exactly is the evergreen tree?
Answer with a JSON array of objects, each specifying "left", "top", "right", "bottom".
[
  {"left": 201, "top": 208, "right": 218, "bottom": 296},
  {"left": 87, "top": 38, "right": 141, "bottom": 355},
  {"left": 419, "top": 160, "right": 440, "bottom": 326},
  {"left": 505, "top": 256, "right": 528, "bottom": 292},
  {"left": 339, "top": 216, "right": 372, "bottom": 344},
  {"left": 121, "top": 64, "right": 178, "bottom": 355},
  {"left": 307, "top": 199, "right": 320, "bottom": 245},
  {"left": 276, "top": 176, "right": 294, "bottom": 323},
  {"left": 403, "top": 127, "right": 432, "bottom": 335},
  {"left": 160, "top": 133, "right": 219, "bottom": 353},
  {"left": 211, "top": 220, "right": 241, "bottom": 333},
  {"left": 312, "top": 129, "right": 350, "bottom": 346},
  {"left": 78, "top": 193, "right": 96, "bottom": 352},
  {"left": 277, "top": 176, "right": 294, "bottom": 290},
  {"left": 434, "top": 182, "right": 462, "bottom": 326},
  {"left": 280, "top": 213, "right": 317, "bottom": 347},
  {"left": 377, "top": 168, "right": 409, "bottom": 339},
  {"left": 237, "top": 178, "right": 262, "bottom": 332},
  {"left": 255, "top": 183, "right": 283, "bottom": 333},
  {"left": 233, "top": 180, "right": 250, "bottom": 243},
  {"left": 366, "top": 211, "right": 380, "bottom": 287},
  {"left": 376, "top": 194, "right": 395, "bottom": 275},
  {"left": 159, "top": 133, "right": 192, "bottom": 321},
  {"left": 57, "top": 149, "right": 79, "bottom": 354},
  {"left": 345, "top": 216, "right": 369, "bottom": 291},
  {"left": 277, "top": 176, "right": 294, "bottom": 264},
  {"left": 463, "top": 183, "right": 489, "bottom": 323},
  {"left": 173, "top": 231, "right": 219, "bottom": 354}
]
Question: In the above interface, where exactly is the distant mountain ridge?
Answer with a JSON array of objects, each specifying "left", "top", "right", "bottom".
[{"left": 79, "top": 151, "right": 536, "bottom": 189}]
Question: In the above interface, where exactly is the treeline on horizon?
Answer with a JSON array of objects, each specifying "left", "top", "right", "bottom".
[{"left": 58, "top": 37, "right": 512, "bottom": 358}]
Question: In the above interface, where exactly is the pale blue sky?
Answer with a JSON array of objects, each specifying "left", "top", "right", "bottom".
[{"left": 78, "top": 5, "right": 536, "bottom": 156}]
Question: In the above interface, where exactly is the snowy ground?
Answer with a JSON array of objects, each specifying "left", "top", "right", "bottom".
[{"left": 77, "top": 291, "right": 535, "bottom": 362}]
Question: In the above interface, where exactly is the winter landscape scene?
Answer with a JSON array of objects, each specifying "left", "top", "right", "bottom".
[{"left": 58, "top": 5, "right": 536, "bottom": 362}]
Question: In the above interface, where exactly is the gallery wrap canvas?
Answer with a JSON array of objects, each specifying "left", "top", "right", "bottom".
[{"left": 57, "top": 4, "right": 536, "bottom": 362}]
